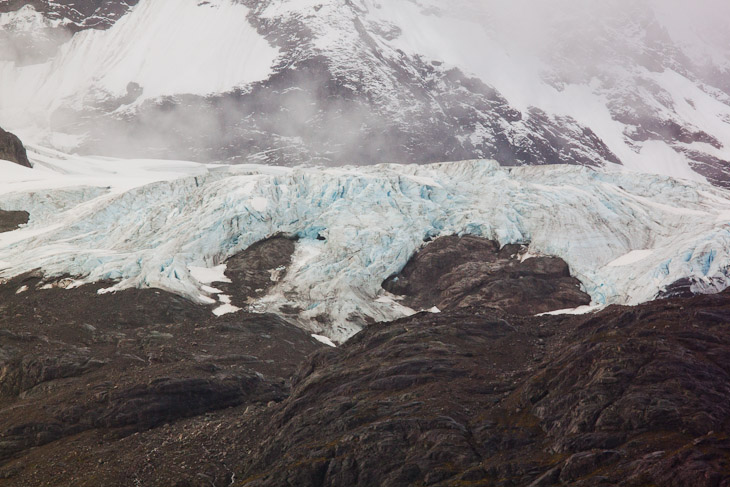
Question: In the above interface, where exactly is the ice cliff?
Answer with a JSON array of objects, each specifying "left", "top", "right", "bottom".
[{"left": 1, "top": 151, "right": 730, "bottom": 342}]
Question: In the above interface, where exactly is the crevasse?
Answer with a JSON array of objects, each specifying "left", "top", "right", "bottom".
[{"left": 2, "top": 156, "right": 730, "bottom": 342}]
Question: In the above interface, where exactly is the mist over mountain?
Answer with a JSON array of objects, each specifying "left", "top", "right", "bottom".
[{"left": 1, "top": 0, "right": 729, "bottom": 187}]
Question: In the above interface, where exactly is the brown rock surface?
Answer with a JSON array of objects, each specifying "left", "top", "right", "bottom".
[
  {"left": 0, "top": 236, "right": 728, "bottom": 486},
  {"left": 237, "top": 291, "right": 730, "bottom": 487},
  {"left": 0, "top": 211, "right": 29, "bottom": 233},
  {"left": 0, "top": 127, "right": 30, "bottom": 168},
  {"left": 383, "top": 235, "right": 591, "bottom": 315}
]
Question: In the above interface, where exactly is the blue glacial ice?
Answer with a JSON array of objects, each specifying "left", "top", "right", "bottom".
[{"left": 2, "top": 158, "right": 730, "bottom": 342}]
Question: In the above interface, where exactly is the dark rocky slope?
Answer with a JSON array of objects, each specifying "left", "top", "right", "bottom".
[
  {"left": 238, "top": 291, "right": 730, "bottom": 487},
  {"left": 219, "top": 236, "right": 297, "bottom": 311},
  {"left": 0, "top": 127, "right": 30, "bottom": 168},
  {"left": 0, "top": 238, "right": 323, "bottom": 486},
  {"left": 0, "top": 270, "right": 323, "bottom": 466},
  {"left": 0, "top": 236, "right": 728, "bottom": 486}
]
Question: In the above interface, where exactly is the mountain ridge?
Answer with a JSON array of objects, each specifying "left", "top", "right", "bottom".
[{"left": 1, "top": 0, "right": 729, "bottom": 187}]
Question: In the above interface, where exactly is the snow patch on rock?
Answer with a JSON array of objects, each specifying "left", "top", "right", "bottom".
[{"left": 312, "top": 334, "right": 337, "bottom": 347}]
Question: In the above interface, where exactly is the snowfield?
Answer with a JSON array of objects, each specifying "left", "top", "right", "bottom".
[
  {"left": 2, "top": 149, "right": 730, "bottom": 342},
  {"left": 0, "top": 0, "right": 278, "bottom": 141}
]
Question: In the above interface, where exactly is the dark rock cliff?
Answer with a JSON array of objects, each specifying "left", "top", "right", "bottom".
[{"left": 0, "top": 127, "right": 31, "bottom": 168}]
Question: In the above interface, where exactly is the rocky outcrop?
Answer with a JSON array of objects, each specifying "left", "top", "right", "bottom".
[
  {"left": 219, "top": 236, "right": 297, "bottom": 309},
  {"left": 0, "top": 210, "right": 29, "bottom": 233},
  {"left": 0, "top": 127, "right": 31, "bottom": 168},
  {"left": 383, "top": 235, "right": 591, "bottom": 315},
  {"left": 0, "top": 0, "right": 138, "bottom": 31},
  {"left": 76, "top": 53, "right": 621, "bottom": 169}
]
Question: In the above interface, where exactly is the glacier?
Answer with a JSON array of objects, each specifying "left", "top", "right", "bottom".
[{"left": 2, "top": 149, "right": 730, "bottom": 342}]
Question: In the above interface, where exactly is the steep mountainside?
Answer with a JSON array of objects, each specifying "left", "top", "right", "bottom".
[
  {"left": 0, "top": 0, "right": 137, "bottom": 31},
  {"left": 1, "top": 0, "right": 729, "bottom": 186},
  {"left": 1, "top": 3, "right": 730, "bottom": 486}
]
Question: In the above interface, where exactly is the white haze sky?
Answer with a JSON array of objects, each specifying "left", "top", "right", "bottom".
[{"left": 424, "top": 0, "right": 730, "bottom": 63}]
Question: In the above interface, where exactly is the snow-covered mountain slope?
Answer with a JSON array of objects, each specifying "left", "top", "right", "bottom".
[
  {"left": 1, "top": 0, "right": 729, "bottom": 186},
  {"left": 0, "top": 0, "right": 137, "bottom": 32},
  {"left": 2, "top": 150, "right": 730, "bottom": 342},
  {"left": 0, "top": 0, "right": 278, "bottom": 150}
]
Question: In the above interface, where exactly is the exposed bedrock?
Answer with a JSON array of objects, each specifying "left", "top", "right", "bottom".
[
  {"left": 219, "top": 236, "right": 297, "bottom": 310},
  {"left": 0, "top": 237, "right": 728, "bottom": 486},
  {"left": 0, "top": 127, "right": 31, "bottom": 168},
  {"left": 383, "top": 235, "right": 591, "bottom": 315},
  {"left": 0, "top": 272, "right": 323, "bottom": 472},
  {"left": 238, "top": 291, "right": 730, "bottom": 487},
  {"left": 0, "top": 210, "right": 29, "bottom": 233}
]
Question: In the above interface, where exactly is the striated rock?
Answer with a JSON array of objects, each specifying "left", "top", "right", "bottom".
[
  {"left": 0, "top": 271, "right": 323, "bottom": 474},
  {"left": 0, "top": 240, "right": 729, "bottom": 486},
  {"left": 558, "top": 450, "right": 622, "bottom": 482},
  {"left": 0, "top": 351, "right": 106, "bottom": 398},
  {"left": 78, "top": 374, "right": 285, "bottom": 430}
]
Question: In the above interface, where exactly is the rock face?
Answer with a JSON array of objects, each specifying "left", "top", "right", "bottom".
[
  {"left": 0, "top": 127, "right": 31, "bottom": 168},
  {"left": 70, "top": 31, "right": 620, "bottom": 169},
  {"left": 0, "top": 235, "right": 728, "bottom": 486},
  {"left": 0, "top": 210, "right": 29, "bottom": 233},
  {"left": 0, "top": 268, "right": 324, "bottom": 485},
  {"left": 0, "top": 0, "right": 138, "bottom": 31},
  {"left": 220, "top": 236, "right": 297, "bottom": 310},
  {"left": 383, "top": 235, "right": 591, "bottom": 315},
  {"left": 0, "top": 237, "right": 730, "bottom": 487},
  {"left": 238, "top": 291, "right": 730, "bottom": 487}
]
